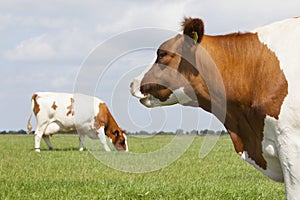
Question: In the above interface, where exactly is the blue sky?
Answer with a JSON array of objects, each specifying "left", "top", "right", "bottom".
[{"left": 1, "top": 0, "right": 299, "bottom": 132}]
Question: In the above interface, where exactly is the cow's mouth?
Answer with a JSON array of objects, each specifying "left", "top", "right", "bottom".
[
  {"left": 139, "top": 89, "right": 180, "bottom": 108},
  {"left": 138, "top": 94, "right": 162, "bottom": 107},
  {"left": 139, "top": 95, "right": 153, "bottom": 107},
  {"left": 131, "top": 80, "right": 178, "bottom": 107},
  {"left": 140, "top": 83, "right": 173, "bottom": 101}
]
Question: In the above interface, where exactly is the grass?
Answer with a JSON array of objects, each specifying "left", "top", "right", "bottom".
[{"left": 0, "top": 134, "right": 285, "bottom": 199}]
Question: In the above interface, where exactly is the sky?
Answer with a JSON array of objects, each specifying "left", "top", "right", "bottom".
[{"left": 0, "top": 0, "right": 299, "bottom": 132}]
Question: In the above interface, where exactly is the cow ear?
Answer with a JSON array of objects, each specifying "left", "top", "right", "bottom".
[{"left": 182, "top": 17, "right": 204, "bottom": 44}]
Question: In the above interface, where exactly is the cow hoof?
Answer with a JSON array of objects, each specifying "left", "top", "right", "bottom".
[
  {"left": 79, "top": 147, "right": 84, "bottom": 151},
  {"left": 35, "top": 149, "right": 41, "bottom": 152}
]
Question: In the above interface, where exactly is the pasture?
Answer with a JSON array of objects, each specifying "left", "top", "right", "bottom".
[{"left": 0, "top": 134, "right": 284, "bottom": 199}]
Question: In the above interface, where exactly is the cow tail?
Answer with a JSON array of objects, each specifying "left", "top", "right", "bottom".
[
  {"left": 27, "top": 99, "right": 34, "bottom": 135},
  {"left": 27, "top": 113, "right": 33, "bottom": 135}
]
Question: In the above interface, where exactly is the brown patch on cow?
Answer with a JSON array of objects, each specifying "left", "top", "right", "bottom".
[
  {"left": 202, "top": 33, "right": 288, "bottom": 118},
  {"left": 228, "top": 130, "right": 244, "bottom": 153},
  {"left": 32, "top": 94, "right": 40, "bottom": 115},
  {"left": 94, "top": 103, "right": 127, "bottom": 151},
  {"left": 200, "top": 33, "right": 288, "bottom": 169},
  {"left": 51, "top": 101, "right": 58, "bottom": 110},
  {"left": 66, "top": 98, "right": 75, "bottom": 116},
  {"left": 94, "top": 103, "right": 114, "bottom": 138},
  {"left": 180, "top": 22, "right": 288, "bottom": 169}
]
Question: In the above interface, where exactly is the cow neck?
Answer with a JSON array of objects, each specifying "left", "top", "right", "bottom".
[
  {"left": 99, "top": 103, "right": 119, "bottom": 140},
  {"left": 194, "top": 33, "right": 288, "bottom": 169}
]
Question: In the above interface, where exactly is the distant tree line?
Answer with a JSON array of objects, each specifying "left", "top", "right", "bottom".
[
  {"left": 128, "top": 129, "right": 228, "bottom": 135},
  {"left": 0, "top": 130, "right": 27, "bottom": 134},
  {"left": 0, "top": 130, "right": 77, "bottom": 135},
  {"left": 0, "top": 129, "right": 228, "bottom": 135}
]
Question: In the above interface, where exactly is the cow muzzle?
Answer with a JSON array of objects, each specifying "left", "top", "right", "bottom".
[{"left": 130, "top": 77, "right": 176, "bottom": 108}]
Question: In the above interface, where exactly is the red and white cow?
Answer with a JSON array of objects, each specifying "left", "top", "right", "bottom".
[
  {"left": 130, "top": 17, "right": 300, "bottom": 199},
  {"left": 27, "top": 92, "right": 128, "bottom": 152}
]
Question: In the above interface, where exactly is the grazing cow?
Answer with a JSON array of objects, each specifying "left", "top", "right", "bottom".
[
  {"left": 130, "top": 17, "right": 300, "bottom": 199},
  {"left": 27, "top": 92, "right": 128, "bottom": 152}
]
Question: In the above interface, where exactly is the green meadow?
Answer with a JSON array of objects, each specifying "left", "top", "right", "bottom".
[{"left": 0, "top": 134, "right": 284, "bottom": 200}]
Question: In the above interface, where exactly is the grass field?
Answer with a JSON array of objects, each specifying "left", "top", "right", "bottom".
[{"left": 0, "top": 134, "right": 285, "bottom": 200}]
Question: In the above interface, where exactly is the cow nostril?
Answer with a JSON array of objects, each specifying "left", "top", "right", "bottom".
[
  {"left": 140, "top": 84, "right": 150, "bottom": 94},
  {"left": 130, "top": 82, "right": 133, "bottom": 88}
]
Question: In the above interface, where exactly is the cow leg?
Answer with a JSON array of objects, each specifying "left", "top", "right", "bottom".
[
  {"left": 42, "top": 135, "right": 54, "bottom": 150},
  {"left": 96, "top": 126, "right": 111, "bottom": 152},
  {"left": 42, "top": 122, "right": 60, "bottom": 150},
  {"left": 34, "top": 128, "right": 45, "bottom": 152},
  {"left": 278, "top": 131, "right": 300, "bottom": 200},
  {"left": 79, "top": 134, "right": 85, "bottom": 151}
]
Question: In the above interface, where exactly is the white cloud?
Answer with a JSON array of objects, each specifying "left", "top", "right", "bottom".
[
  {"left": 4, "top": 0, "right": 189, "bottom": 63},
  {"left": 5, "top": 30, "right": 98, "bottom": 62},
  {"left": 96, "top": 1, "right": 188, "bottom": 36},
  {"left": 185, "top": 0, "right": 300, "bottom": 34},
  {"left": 5, "top": 34, "right": 55, "bottom": 61},
  {"left": 0, "top": 14, "right": 78, "bottom": 31}
]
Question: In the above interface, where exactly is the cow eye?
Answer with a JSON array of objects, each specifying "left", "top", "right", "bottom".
[
  {"left": 158, "top": 52, "right": 167, "bottom": 59},
  {"left": 119, "top": 140, "right": 125, "bottom": 145}
]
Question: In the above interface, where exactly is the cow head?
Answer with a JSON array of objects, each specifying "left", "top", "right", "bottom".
[
  {"left": 130, "top": 18, "right": 208, "bottom": 108},
  {"left": 108, "top": 128, "right": 128, "bottom": 151}
]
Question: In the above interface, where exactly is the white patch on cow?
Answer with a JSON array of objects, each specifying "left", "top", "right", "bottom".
[
  {"left": 130, "top": 57, "right": 157, "bottom": 99},
  {"left": 239, "top": 151, "right": 261, "bottom": 170},
  {"left": 239, "top": 150, "right": 283, "bottom": 182},
  {"left": 140, "top": 87, "right": 193, "bottom": 108},
  {"left": 44, "top": 122, "right": 61, "bottom": 135},
  {"left": 254, "top": 17, "right": 300, "bottom": 198},
  {"left": 123, "top": 134, "right": 128, "bottom": 152},
  {"left": 96, "top": 126, "right": 111, "bottom": 152},
  {"left": 130, "top": 78, "right": 146, "bottom": 99},
  {"left": 240, "top": 151, "right": 257, "bottom": 166},
  {"left": 261, "top": 115, "right": 284, "bottom": 182},
  {"left": 173, "top": 87, "right": 193, "bottom": 104}
]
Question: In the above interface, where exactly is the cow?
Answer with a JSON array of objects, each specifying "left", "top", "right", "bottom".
[
  {"left": 130, "top": 17, "right": 300, "bottom": 199},
  {"left": 27, "top": 92, "right": 128, "bottom": 152}
]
